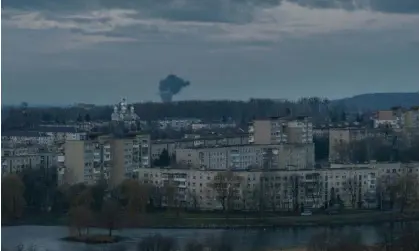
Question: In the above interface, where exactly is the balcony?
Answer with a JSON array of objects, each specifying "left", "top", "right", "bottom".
[
  {"left": 248, "top": 136, "right": 254, "bottom": 143},
  {"left": 248, "top": 126, "right": 254, "bottom": 133}
]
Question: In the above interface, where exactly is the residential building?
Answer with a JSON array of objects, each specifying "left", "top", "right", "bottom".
[
  {"left": 138, "top": 162, "right": 419, "bottom": 211},
  {"left": 373, "top": 110, "right": 402, "bottom": 129},
  {"left": 328, "top": 127, "right": 367, "bottom": 162},
  {"left": 191, "top": 121, "right": 237, "bottom": 131},
  {"left": 175, "top": 143, "right": 315, "bottom": 171},
  {"left": 139, "top": 163, "right": 419, "bottom": 211},
  {"left": 1, "top": 131, "right": 55, "bottom": 145},
  {"left": 63, "top": 133, "right": 150, "bottom": 186},
  {"left": 1, "top": 143, "right": 58, "bottom": 175},
  {"left": 151, "top": 134, "right": 249, "bottom": 161},
  {"left": 248, "top": 117, "right": 313, "bottom": 144},
  {"left": 157, "top": 118, "right": 202, "bottom": 131},
  {"left": 403, "top": 108, "right": 419, "bottom": 129},
  {"left": 36, "top": 125, "right": 88, "bottom": 142}
]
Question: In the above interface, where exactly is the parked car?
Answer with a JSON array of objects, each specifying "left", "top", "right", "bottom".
[{"left": 301, "top": 210, "right": 313, "bottom": 216}]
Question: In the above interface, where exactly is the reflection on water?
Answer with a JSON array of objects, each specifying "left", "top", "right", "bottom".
[{"left": 1, "top": 223, "right": 415, "bottom": 251}]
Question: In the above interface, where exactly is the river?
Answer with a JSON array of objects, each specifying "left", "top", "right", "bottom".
[{"left": 0, "top": 224, "right": 407, "bottom": 251}]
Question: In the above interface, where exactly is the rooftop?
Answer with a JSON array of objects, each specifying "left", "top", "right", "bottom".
[{"left": 2, "top": 131, "right": 49, "bottom": 137}]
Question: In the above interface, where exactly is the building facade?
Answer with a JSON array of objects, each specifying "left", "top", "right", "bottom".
[
  {"left": 151, "top": 134, "right": 249, "bottom": 161},
  {"left": 175, "top": 143, "right": 315, "bottom": 171},
  {"left": 138, "top": 162, "right": 419, "bottom": 211},
  {"left": 63, "top": 133, "right": 150, "bottom": 186},
  {"left": 1, "top": 143, "right": 58, "bottom": 175},
  {"left": 328, "top": 127, "right": 367, "bottom": 162},
  {"left": 248, "top": 117, "right": 313, "bottom": 144}
]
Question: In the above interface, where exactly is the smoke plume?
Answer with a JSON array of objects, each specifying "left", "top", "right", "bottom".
[{"left": 159, "top": 74, "right": 190, "bottom": 102}]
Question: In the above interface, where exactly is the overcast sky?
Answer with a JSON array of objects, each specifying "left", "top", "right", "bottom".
[{"left": 2, "top": 0, "right": 419, "bottom": 105}]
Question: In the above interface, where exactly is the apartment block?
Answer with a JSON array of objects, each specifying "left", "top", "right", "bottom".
[
  {"left": 1, "top": 143, "right": 58, "bottom": 175},
  {"left": 328, "top": 128, "right": 367, "bottom": 162},
  {"left": 151, "top": 134, "right": 249, "bottom": 161},
  {"left": 373, "top": 110, "right": 403, "bottom": 129},
  {"left": 403, "top": 108, "right": 419, "bottom": 129},
  {"left": 248, "top": 117, "right": 313, "bottom": 144},
  {"left": 138, "top": 162, "right": 419, "bottom": 211},
  {"left": 63, "top": 133, "right": 150, "bottom": 186},
  {"left": 1, "top": 131, "right": 55, "bottom": 145},
  {"left": 175, "top": 144, "right": 315, "bottom": 171}
]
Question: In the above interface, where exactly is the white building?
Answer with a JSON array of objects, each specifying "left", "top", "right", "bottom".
[
  {"left": 138, "top": 162, "right": 419, "bottom": 211},
  {"left": 248, "top": 117, "right": 313, "bottom": 144}
]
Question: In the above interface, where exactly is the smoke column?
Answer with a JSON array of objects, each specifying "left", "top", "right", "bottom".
[{"left": 158, "top": 74, "right": 190, "bottom": 102}]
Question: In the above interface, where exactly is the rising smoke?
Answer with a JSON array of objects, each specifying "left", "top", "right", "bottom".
[{"left": 158, "top": 74, "right": 190, "bottom": 102}]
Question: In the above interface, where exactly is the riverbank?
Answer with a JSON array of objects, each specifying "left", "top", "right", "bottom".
[{"left": 4, "top": 211, "right": 419, "bottom": 229}]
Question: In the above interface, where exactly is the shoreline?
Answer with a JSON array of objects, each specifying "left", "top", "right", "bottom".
[{"left": 3, "top": 211, "right": 419, "bottom": 230}]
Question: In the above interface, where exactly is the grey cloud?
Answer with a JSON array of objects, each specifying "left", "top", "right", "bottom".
[
  {"left": 3, "top": 0, "right": 419, "bottom": 26},
  {"left": 287, "top": 0, "right": 419, "bottom": 13},
  {"left": 2, "top": 0, "right": 280, "bottom": 23}
]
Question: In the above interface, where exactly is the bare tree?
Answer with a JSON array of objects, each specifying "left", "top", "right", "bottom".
[
  {"left": 68, "top": 205, "right": 93, "bottom": 237},
  {"left": 119, "top": 179, "right": 150, "bottom": 214},
  {"left": 251, "top": 183, "right": 266, "bottom": 218},
  {"left": 289, "top": 174, "right": 301, "bottom": 212},
  {"left": 137, "top": 234, "right": 177, "bottom": 251},
  {"left": 101, "top": 198, "right": 121, "bottom": 237},
  {"left": 163, "top": 177, "right": 180, "bottom": 215},
  {"left": 1, "top": 174, "right": 26, "bottom": 221},
  {"left": 333, "top": 142, "right": 351, "bottom": 163},
  {"left": 302, "top": 172, "right": 322, "bottom": 209},
  {"left": 208, "top": 171, "right": 243, "bottom": 214},
  {"left": 260, "top": 172, "right": 281, "bottom": 212},
  {"left": 343, "top": 176, "right": 358, "bottom": 209},
  {"left": 392, "top": 174, "right": 419, "bottom": 213},
  {"left": 187, "top": 189, "right": 199, "bottom": 211}
]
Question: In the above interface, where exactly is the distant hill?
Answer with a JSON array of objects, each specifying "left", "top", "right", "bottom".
[{"left": 332, "top": 92, "right": 419, "bottom": 111}]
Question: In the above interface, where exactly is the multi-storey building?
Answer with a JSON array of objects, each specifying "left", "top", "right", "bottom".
[
  {"left": 328, "top": 127, "right": 367, "bottom": 162},
  {"left": 1, "top": 131, "right": 55, "bottom": 145},
  {"left": 175, "top": 143, "right": 315, "bottom": 171},
  {"left": 151, "top": 134, "right": 249, "bottom": 161},
  {"left": 403, "top": 108, "right": 419, "bottom": 129},
  {"left": 373, "top": 110, "right": 402, "bottom": 129},
  {"left": 1, "top": 143, "right": 58, "bottom": 175},
  {"left": 63, "top": 133, "right": 150, "bottom": 186},
  {"left": 138, "top": 162, "right": 419, "bottom": 211},
  {"left": 157, "top": 118, "right": 202, "bottom": 131},
  {"left": 36, "top": 126, "right": 88, "bottom": 142},
  {"left": 248, "top": 117, "right": 313, "bottom": 144}
]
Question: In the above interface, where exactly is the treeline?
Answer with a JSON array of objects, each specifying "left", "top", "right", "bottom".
[
  {"left": 2, "top": 98, "right": 351, "bottom": 130},
  {"left": 333, "top": 135, "right": 419, "bottom": 163}
]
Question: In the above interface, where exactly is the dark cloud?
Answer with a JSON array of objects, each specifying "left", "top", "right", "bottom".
[
  {"left": 3, "top": 0, "right": 419, "bottom": 21},
  {"left": 287, "top": 0, "right": 419, "bottom": 13},
  {"left": 2, "top": 0, "right": 280, "bottom": 23},
  {"left": 159, "top": 74, "right": 190, "bottom": 102}
]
